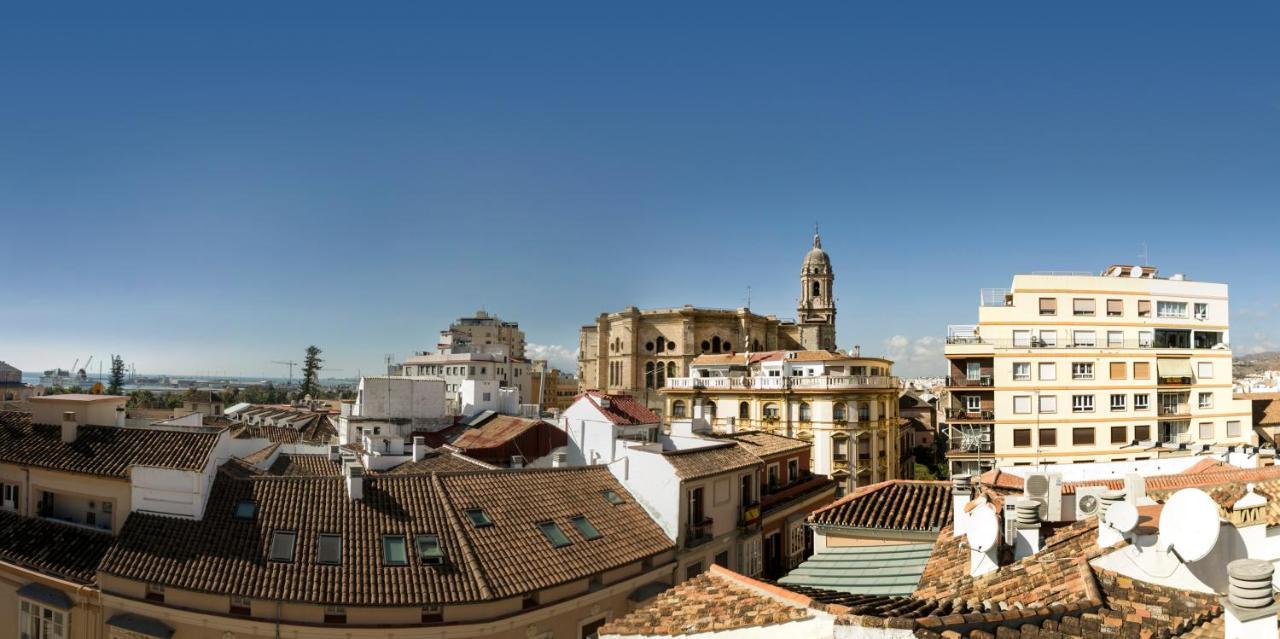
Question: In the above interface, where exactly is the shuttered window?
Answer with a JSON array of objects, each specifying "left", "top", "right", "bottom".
[
  {"left": 1039, "top": 298, "right": 1057, "bottom": 315},
  {"left": 1133, "top": 362, "right": 1151, "bottom": 379},
  {"left": 1073, "top": 428, "right": 1095, "bottom": 446},
  {"left": 1110, "top": 362, "right": 1127, "bottom": 380},
  {"left": 1106, "top": 299, "right": 1123, "bottom": 316},
  {"left": 1073, "top": 298, "right": 1096, "bottom": 316}
]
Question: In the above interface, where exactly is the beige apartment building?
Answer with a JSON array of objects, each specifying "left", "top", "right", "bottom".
[
  {"left": 942, "top": 265, "right": 1253, "bottom": 475},
  {"left": 579, "top": 232, "right": 838, "bottom": 412},
  {"left": 660, "top": 350, "right": 903, "bottom": 495}
]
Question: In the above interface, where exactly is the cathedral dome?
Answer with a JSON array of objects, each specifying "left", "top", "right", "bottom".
[{"left": 803, "top": 232, "right": 830, "bottom": 271}]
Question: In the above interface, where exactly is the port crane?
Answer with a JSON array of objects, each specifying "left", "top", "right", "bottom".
[{"left": 272, "top": 360, "right": 299, "bottom": 386}]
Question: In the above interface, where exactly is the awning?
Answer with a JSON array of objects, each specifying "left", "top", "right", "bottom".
[
  {"left": 16, "top": 583, "right": 71, "bottom": 610},
  {"left": 1157, "top": 359, "right": 1194, "bottom": 379},
  {"left": 106, "top": 614, "right": 174, "bottom": 639}
]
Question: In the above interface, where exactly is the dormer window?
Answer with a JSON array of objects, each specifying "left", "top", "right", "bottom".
[
  {"left": 464, "top": 508, "right": 493, "bottom": 528},
  {"left": 268, "top": 531, "right": 297, "bottom": 563}
]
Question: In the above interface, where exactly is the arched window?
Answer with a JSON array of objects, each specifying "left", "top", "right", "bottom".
[
  {"left": 812, "top": 281, "right": 821, "bottom": 298},
  {"left": 858, "top": 402, "right": 870, "bottom": 421},
  {"left": 763, "top": 403, "right": 779, "bottom": 419},
  {"left": 712, "top": 336, "right": 722, "bottom": 353},
  {"left": 739, "top": 402, "right": 750, "bottom": 419},
  {"left": 667, "top": 362, "right": 677, "bottom": 378},
  {"left": 656, "top": 362, "right": 666, "bottom": 388},
  {"left": 752, "top": 339, "right": 762, "bottom": 351},
  {"left": 833, "top": 403, "right": 847, "bottom": 421},
  {"left": 706, "top": 402, "right": 717, "bottom": 418},
  {"left": 672, "top": 400, "right": 686, "bottom": 418},
  {"left": 644, "top": 362, "right": 655, "bottom": 389},
  {"left": 799, "top": 403, "right": 811, "bottom": 422},
  {"left": 655, "top": 338, "right": 665, "bottom": 353}
]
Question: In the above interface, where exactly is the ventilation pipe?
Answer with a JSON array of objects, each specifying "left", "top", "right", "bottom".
[
  {"left": 115, "top": 406, "right": 126, "bottom": 428},
  {"left": 1013, "top": 498, "right": 1042, "bottom": 561},
  {"left": 61, "top": 411, "right": 78, "bottom": 444},
  {"left": 412, "top": 436, "right": 427, "bottom": 462},
  {"left": 1223, "top": 559, "right": 1279, "bottom": 639},
  {"left": 952, "top": 474, "right": 973, "bottom": 538},
  {"left": 1098, "top": 489, "right": 1127, "bottom": 547}
]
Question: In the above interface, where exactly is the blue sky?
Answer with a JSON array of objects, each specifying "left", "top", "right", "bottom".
[{"left": 2, "top": 2, "right": 1278, "bottom": 378}]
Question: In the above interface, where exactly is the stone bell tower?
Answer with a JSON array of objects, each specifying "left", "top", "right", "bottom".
[{"left": 797, "top": 229, "right": 836, "bottom": 350}]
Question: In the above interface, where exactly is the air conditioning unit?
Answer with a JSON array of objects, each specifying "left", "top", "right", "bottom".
[
  {"left": 1074, "top": 486, "right": 1108, "bottom": 520},
  {"left": 1002, "top": 499, "right": 1020, "bottom": 545},
  {"left": 1024, "top": 473, "right": 1063, "bottom": 521}
]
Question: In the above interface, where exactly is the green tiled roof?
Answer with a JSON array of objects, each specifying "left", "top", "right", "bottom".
[{"left": 777, "top": 543, "right": 934, "bottom": 596}]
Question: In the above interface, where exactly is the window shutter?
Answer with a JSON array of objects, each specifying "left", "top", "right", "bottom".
[{"left": 1109, "top": 362, "right": 1127, "bottom": 380}]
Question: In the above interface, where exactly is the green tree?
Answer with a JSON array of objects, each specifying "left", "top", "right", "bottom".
[
  {"left": 299, "top": 346, "right": 323, "bottom": 399},
  {"left": 108, "top": 355, "right": 126, "bottom": 395}
]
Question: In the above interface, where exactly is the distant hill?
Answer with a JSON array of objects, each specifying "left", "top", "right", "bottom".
[{"left": 1235, "top": 351, "right": 1280, "bottom": 378}]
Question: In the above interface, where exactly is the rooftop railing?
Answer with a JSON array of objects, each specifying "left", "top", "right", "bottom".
[{"left": 665, "top": 375, "right": 898, "bottom": 391}]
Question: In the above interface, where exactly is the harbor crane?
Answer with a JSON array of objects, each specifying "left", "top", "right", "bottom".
[{"left": 272, "top": 360, "right": 299, "bottom": 386}]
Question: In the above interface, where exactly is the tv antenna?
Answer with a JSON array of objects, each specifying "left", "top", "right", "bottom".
[{"left": 1140, "top": 242, "right": 1149, "bottom": 266}]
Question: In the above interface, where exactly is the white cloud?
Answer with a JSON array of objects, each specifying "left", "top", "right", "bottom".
[
  {"left": 883, "top": 335, "right": 945, "bottom": 377},
  {"left": 526, "top": 343, "right": 579, "bottom": 372}
]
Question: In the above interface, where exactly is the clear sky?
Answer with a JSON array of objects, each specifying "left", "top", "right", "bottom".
[{"left": 3, "top": 2, "right": 1278, "bottom": 379}]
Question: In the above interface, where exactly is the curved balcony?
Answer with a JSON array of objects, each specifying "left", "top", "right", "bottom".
[{"left": 665, "top": 375, "right": 898, "bottom": 392}]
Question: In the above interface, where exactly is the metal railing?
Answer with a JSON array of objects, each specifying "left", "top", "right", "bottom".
[
  {"left": 945, "top": 375, "right": 993, "bottom": 387},
  {"left": 665, "top": 375, "right": 898, "bottom": 391},
  {"left": 944, "top": 337, "right": 1228, "bottom": 351},
  {"left": 686, "top": 518, "right": 715, "bottom": 548},
  {"left": 944, "top": 409, "right": 995, "bottom": 420}
]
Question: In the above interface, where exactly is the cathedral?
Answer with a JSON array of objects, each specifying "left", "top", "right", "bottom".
[{"left": 578, "top": 231, "right": 839, "bottom": 409}]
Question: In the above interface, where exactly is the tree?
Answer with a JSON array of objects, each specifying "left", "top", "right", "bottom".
[
  {"left": 108, "top": 355, "right": 126, "bottom": 395},
  {"left": 299, "top": 345, "right": 323, "bottom": 399}
]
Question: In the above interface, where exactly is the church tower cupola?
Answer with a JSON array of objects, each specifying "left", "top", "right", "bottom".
[{"left": 798, "top": 228, "right": 836, "bottom": 349}]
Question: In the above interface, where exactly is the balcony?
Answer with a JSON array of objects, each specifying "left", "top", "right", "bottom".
[
  {"left": 685, "top": 518, "right": 715, "bottom": 548},
  {"left": 760, "top": 475, "right": 835, "bottom": 516},
  {"left": 945, "top": 375, "right": 993, "bottom": 388},
  {"left": 944, "top": 408, "right": 994, "bottom": 421},
  {"left": 945, "top": 337, "right": 1229, "bottom": 351},
  {"left": 738, "top": 504, "right": 761, "bottom": 532},
  {"left": 665, "top": 375, "right": 898, "bottom": 391},
  {"left": 1158, "top": 404, "right": 1190, "bottom": 418}
]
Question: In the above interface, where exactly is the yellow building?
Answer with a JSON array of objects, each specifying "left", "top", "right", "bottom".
[
  {"left": 942, "top": 265, "right": 1253, "bottom": 475},
  {"left": 660, "top": 350, "right": 902, "bottom": 496},
  {"left": 530, "top": 360, "right": 579, "bottom": 413},
  {"left": 578, "top": 232, "right": 838, "bottom": 413}
]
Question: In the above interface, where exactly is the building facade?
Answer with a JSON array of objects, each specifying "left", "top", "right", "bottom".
[
  {"left": 530, "top": 360, "right": 578, "bottom": 413},
  {"left": 942, "top": 265, "right": 1253, "bottom": 475},
  {"left": 437, "top": 309, "right": 527, "bottom": 359},
  {"left": 578, "top": 232, "right": 839, "bottom": 412},
  {"left": 659, "top": 351, "right": 902, "bottom": 496}
]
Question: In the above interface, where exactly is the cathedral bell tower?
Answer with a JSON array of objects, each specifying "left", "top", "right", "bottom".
[{"left": 798, "top": 230, "right": 837, "bottom": 350}]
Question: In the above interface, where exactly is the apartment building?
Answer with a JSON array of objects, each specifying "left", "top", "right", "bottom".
[
  {"left": 660, "top": 350, "right": 903, "bottom": 495},
  {"left": 399, "top": 310, "right": 533, "bottom": 411},
  {"left": 530, "top": 360, "right": 579, "bottom": 413},
  {"left": 942, "top": 265, "right": 1253, "bottom": 475}
]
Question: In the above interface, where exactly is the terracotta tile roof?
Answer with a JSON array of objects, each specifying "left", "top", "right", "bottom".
[
  {"left": 603, "top": 567, "right": 811, "bottom": 636},
  {"left": 377, "top": 451, "right": 491, "bottom": 474},
  {"left": 267, "top": 454, "right": 342, "bottom": 476},
  {"left": 662, "top": 443, "right": 762, "bottom": 481},
  {"left": 0, "top": 510, "right": 114, "bottom": 584},
  {"left": 714, "top": 431, "right": 810, "bottom": 459},
  {"left": 579, "top": 391, "right": 660, "bottom": 425},
  {"left": 241, "top": 443, "right": 279, "bottom": 466},
  {"left": 1253, "top": 396, "right": 1280, "bottom": 426},
  {"left": 0, "top": 410, "right": 220, "bottom": 478},
  {"left": 230, "top": 417, "right": 335, "bottom": 444},
  {"left": 452, "top": 415, "right": 547, "bottom": 449},
  {"left": 809, "top": 481, "right": 951, "bottom": 532},
  {"left": 99, "top": 465, "right": 671, "bottom": 606}
]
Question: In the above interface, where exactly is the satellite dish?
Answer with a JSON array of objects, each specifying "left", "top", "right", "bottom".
[
  {"left": 1160, "top": 488, "right": 1221, "bottom": 562},
  {"left": 967, "top": 505, "right": 999, "bottom": 552},
  {"left": 1104, "top": 502, "right": 1139, "bottom": 533}
]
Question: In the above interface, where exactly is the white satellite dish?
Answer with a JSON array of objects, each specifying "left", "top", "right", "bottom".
[
  {"left": 1104, "top": 502, "right": 1139, "bottom": 533},
  {"left": 1160, "top": 488, "right": 1221, "bottom": 562},
  {"left": 967, "top": 505, "right": 999, "bottom": 552}
]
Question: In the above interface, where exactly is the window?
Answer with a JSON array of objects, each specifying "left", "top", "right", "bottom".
[
  {"left": 787, "top": 458, "right": 800, "bottom": 481},
  {"left": 20, "top": 600, "right": 65, "bottom": 639},
  {"left": 465, "top": 508, "right": 493, "bottom": 527},
  {"left": 1198, "top": 392, "right": 1213, "bottom": 409},
  {"left": 1013, "top": 429, "right": 1031, "bottom": 447},
  {"left": 1039, "top": 362, "right": 1057, "bottom": 381},
  {"left": 1013, "top": 330, "right": 1031, "bottom": 347},
  {"left": 766, "top": 463, "right": 780, "bottom": 487},
  {"left": 1194, "top": 303, "right": 1208, "bottom": 320},
  {"left": 1013, "top": 396, "right": 1032, "bottom": 414},
  {"left": 1073, "top": 298, "right": 1096, "bottom": 316},
  {"left": 1135, "top": 424, "right": 1151, "bottom": 441},
  {"left": 1157, "top": 301, "right": 1188, "bottom": 318},
  {"left": 1106, "top": 361, "right": 1126, "bottom": 380},
  {"left": 1072, "top": 362, "right": 1094, "bottom": 380},
  {"left": 1110, "top": 394, "right": 1127, "bottom": 411},
  {"left": 538, "top": 521, "right": 573, "bottom": 548},
  {"left": 269, "top": 531, "right": 297, "bottom": 563},
  {"left": 685, "top": 562, "right": 703, "bottom": 581},
  {"left": 1138, "top": 300, "right": 1152, "bottom": 317},
  {"left": 1039, "top": 428, "right": 1057, "bottom": 447},
  {"left": 317, "top": 533, "right": 342, "bottom": 565},
  {"left": 422, "top": 605, "right": 444, "bottom": 624},
  {"left": 1111, "top": 426, "right": 1128, "bottom": 444},
  {"left": 763, "top": 403, "right": 779, "bottom": 419},
  {"left": 1039, "top": 330, "right": 1057, "bottom": 347},
  {"left": 603, "top": 489, "right": 625, "bottom": 505},
  {"left": 415, "top": 534, "right": 444, "bottom": 564},
  {"left": 1013, "top": 362, "right": 1031, "bottom": 381},
  {"left": 1134, "top": 394, "right": 1150, "bottom": 410},
  {"left": 798, "top": 403, "right": 811, "bottom": 422},
  {"left": 1228, "top": 421, "right": 1242, "bottom": 438},
  {"left": 858, "top": 403, "right": 870, "bottom": 420},
  {"left": 739, "top": 402, "right": 750, "bottom": 419},
  {"left": 1073, "top": 331, "right": 1096, "bottom": 347},
  {"left": 1072, "top": 395, "right": 1095, "bottom": 413},
  {"left": 383, "top": 535, "right": 409, "bottom": 565},
  {"left": 1039, "top": 395, "right": 1057, "bottom": 414},
  {"left": 234, "top": 500, "right": 256, "bottom": 519},
  {"left": 1199, "top": 422, "right": 1215, "bottom": 440},
  {"left": 1039, "top": 298, "right": 1057, "bottom": 315},
  {"left": 230, "top": 595, "right": 252, "bottom": 616},
  {"left": 1197, "top": 362, "right": 1214, "bottom": 379},
  {"left": 324, "top": 605, "right": 346, "bottom": 624},
  {"left": 146, "top": 582, "right": 165, "bottom": 602},
  {"left": 1107, "top": 331, "right": 1124, "bottom": 347},
  {"left": 1134, "top": 362, "right": 1151, "bottom": 380},
  {"left": 1138, "top": 331, "right": 1153, "bottom": 347},
  {"left": 1073, "top": 427, "right": 1096, "bottom": 446},
  {"left": 832, "top": 402, "right": 846, "bottom": 421},
  {"left": 1106, "top": 299, "right": 1124, "bottom": 317},
  {"left": 570, "top": 516, "right": 603, "bottom": 541},
  {"left": 965, "top": 396, "right": 981, "bottom": 412},
  {"left": 672, "top": 400, "right": 686, "bottom": 418},
  {"left": 966, "top": 361, "right": 982, "bottom": 380}
]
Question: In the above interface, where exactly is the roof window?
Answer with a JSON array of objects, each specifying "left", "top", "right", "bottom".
[
  {"left": 268, "top": 530, "right": 296, "bottom": 563},
  {"left": 570, "top": 515, "right": 602, "bottom": 541},
  {"left": 465, "top": 508, "right": 493, "bottom": 528},
  {"left": 415, "top": 534, "right": 444, "bottom": 565},
  {"left": 317, "top": 533, "right": 342, "bottom": 565},
  {"left": 233, "top": 500, "right": 256, "bottom": 519},
  {"left": 602, "top": 490, "right": 625, "bottom": 505},
  {"left": 383, "top": 534, "right": 408, "bottom": 566},
  {"left": 538, "top": 521, "right": 572, "bottom": 548}
]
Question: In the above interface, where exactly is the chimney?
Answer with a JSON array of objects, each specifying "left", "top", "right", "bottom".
[
  {"left": 346, "top": 465, "right": 364, "bottom": 501},
  {"left": 1098, "top": 489, "right": 1127, "bottom": 547},
  {"left": 552, "top": 451, "right": 567, "bottom": 468},
  {"left": 1013, "top": 497, "right": 1042, "bottom": 560},
  {"left": 412, "top": 436, "right": 427, "bottom": 462},
  {"left": 1223, "top": 559, "right": 1279, "bottom": 639},
  {"left": 115, "top": 406, "right": 126, "bottom": 428},
  {"left": 952, "top": 474, "right": 973, "bottom": 537},
  {"left": 510, "top": 455, "right": 525, "bottom": 468},
  {"left": 1232, "top": 483, "right": 1269, "bottom": 552},
  {"left": 723, "top": 416, "right": 737, "bottom": 434},
  {"left": 329, "top": 445, "right": 340, "bottom": 461},
  {"left": 61, "top": 411, "right": 78, "bottom": 444}
]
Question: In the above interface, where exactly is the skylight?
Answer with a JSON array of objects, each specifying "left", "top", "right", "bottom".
[
  {"left": 317, "top": 533, "right": 342, "bottom": 565},
  {"left": 570, "top": 516, "right": 602, "bottom": 541},
  {"left": 465, "top": 508, "right": 493, "bottom": 528},
  {"left": 383, "top": 535, "right": 408, "bottom": 566},
  {"left": 538, "top": 521, "right": 572, "bottom": 548},
  {"left": 268, "top": 531, "right": 296, "bottom": 563},
  {"left": 602, "top": 490, "right": 625, "bottom": 505},
  {"left": 415, "top": 534, "right": 444, "bottom": 564},
  {"left": 234, "top": 500, "right": 256, "bottom": 519}
]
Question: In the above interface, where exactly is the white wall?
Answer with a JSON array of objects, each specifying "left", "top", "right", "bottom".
[
  {"left": 356, "top": 376, "right": 447, "bottom": 420},
  {"left": 131, "top": 466, "right": 207, "bottom": 519},
  {"left": 609, "top": 446, "right": 682, "bottom": 541},
  {"left": 461, "top": 379, "right": 501, "bottom": 416}
]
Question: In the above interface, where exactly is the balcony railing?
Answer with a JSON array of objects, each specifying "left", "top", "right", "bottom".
[
  {"left": 946, "top": 376, "right": 993, "bottom": 387},
  {"left": 946, "top": 337, "right": 1229, "bottom": 351},
  {"left": 1158, "top": 404, "right": 1191, "bottom": 417},
  {"left": 944, "top": 409, "right": 995, "bottom": 420},
  {"left": 686, "top": 518, "right": 715, "bottom": 548},
  {"left": 665, "top": 375, "right": 898, "bottom": 391}
]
